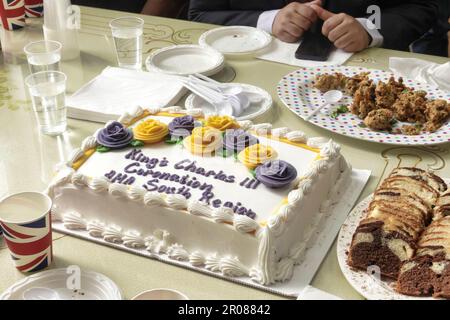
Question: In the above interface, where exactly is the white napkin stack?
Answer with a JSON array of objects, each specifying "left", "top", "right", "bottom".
[
  {"left": 257, "top": 38, "right": 353, "bottom": 67},
  {"left": 389, "top": 57, "right": 450, "bottom": 92},
  {"left": 66, "top": 67, "right": 186, "bottom": 123}
]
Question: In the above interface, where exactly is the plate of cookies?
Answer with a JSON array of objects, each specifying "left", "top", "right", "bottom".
[
  {"left": 337, "top": 167, "right": 450, "bottom": 300},
  {"left": 277, "top": 66, "right": 450, "bottom": 145}
]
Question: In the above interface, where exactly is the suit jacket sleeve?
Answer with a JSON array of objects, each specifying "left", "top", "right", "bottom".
[
  {"left": 379, "top": 0, "right": 439, "bottom": 51},
  {"left": 188, "top": 0, "right": 263, "bottom": 26}
]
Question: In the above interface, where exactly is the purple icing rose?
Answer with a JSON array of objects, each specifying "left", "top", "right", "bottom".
[
  {"left": 255, "top": 160, "right": 297, "bottom": 189},
  {"left": 97, "top": 121, "right": 133, "bottom": 149},
  {"left": 168, "top": 115, "right": 195, "bottom": 138},
  {"left": 223, "top": 129, "right": 259, "bottom": 153}
]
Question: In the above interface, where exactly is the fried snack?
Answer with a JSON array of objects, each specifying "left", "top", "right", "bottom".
[
  {"left": 350, "top": 80, "right": 376, "bottom": 119},
  {"left": 375, "top": 81, "right": 398, "bottom": 109},
  {"left": 314, "top": 73, "right": 347, "bottom": 92},
  {"left": 401, "top": 125, "right": 421, "bottom": 135},
  {"left": 387, "top": 76, "right": 408, "bottom": 96},
  {"left": 392, "top": 90, "right": 428, "bottom": 123},
  {"left": 423, "top": 100, "right": 450, "bottom": 132},
  {"left": 364, "top": 109, "right": 394, "bottom": 131},
  {"left": 344, "top": 72, "right": 370, "bottom": 96}
]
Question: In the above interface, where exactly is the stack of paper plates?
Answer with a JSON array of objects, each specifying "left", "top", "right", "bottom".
[{"left": 145, "top": 45, "right": 225, "bottom": 76}]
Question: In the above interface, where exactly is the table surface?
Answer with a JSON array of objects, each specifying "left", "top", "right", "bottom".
[{"left": 1, "top": 6, "right": 449, "bottom": 300}]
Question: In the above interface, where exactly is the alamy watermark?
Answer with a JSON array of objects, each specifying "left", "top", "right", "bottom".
[
  {"left": 66, "top": 265, "right": 81, "bottom": 290},
  {"left": 366, "top": 5, "right": 381, "bottom": 30}
]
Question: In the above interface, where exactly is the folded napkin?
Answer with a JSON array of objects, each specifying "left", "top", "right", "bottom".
[
  {"left": 257, "top": 38, "right": 353, "bottom": 67},
  {"left": 66, "top": 67, "right": 186, "bottom": 123},
  {"left": 389, "top": 57, "right": 450, "bottom": 92}
]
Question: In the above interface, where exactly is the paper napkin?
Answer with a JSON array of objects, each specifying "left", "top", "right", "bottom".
[
  {"left": 389, "top": 57, "right": 450, "bottom": 92},
  {"left": 257, "top": 38, "right": 353, "bottom": 67},
  {"left": 66, "top": 67, "right": 186, "bottom": 123}
]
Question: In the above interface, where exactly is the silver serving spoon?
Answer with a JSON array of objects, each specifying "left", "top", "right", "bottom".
[
  {"left": 305, "top": 90, "right": 343, "bottom": 121},
  {"left": 23, "top": 287, "right": 60, "bottom": 300}
]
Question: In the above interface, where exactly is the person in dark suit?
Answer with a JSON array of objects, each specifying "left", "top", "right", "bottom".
[
  {"left": 411, "top": 0, "right": 449, "bottom": 57},
  {"left": 72, "top": 0, "right": 189, "bottom": 19},
  {"left": 188, "top": 0, "right": 439, "bottom": 52}
]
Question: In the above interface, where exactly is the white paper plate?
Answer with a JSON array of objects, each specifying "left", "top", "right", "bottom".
[
  {"left": 185, "top": 83, "right": 272, "bottom": 121},
  {"left": 337, "top": 195, "right": 437, "bottom": 300},
  {"left": 199, "top": 26, "right": 272, "bottom": 57},
  {"left": 145, "top": 45, "right": 225, "bottom": 76},
  {"left": 277, "top": 66, "right": 450, "bottom": 145},
  {"left": 0, "top": 268, "right": 122, "bottom": 300}
]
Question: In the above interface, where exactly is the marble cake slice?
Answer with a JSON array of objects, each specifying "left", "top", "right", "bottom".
[
  {"left": 434, "top": 192, "right": 450, "bottom": 220},
  {"left": 373, "top": 188, "right": 431, "bottom": 223},
  {"left": 347, "top": 204, "right": 419, "bottom": 279},
  {"left": 396, "top": 216, "right": 450, "bottom": 298},
  {"left": 390, "top": 167, "right": 447, "bottom": 193},
  {"left": 380, "top": 176, "right": 439, "bottom": 207}
]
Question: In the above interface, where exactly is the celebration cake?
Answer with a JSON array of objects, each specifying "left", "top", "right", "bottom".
[{"left": 47, "top": 106, "right": 350, "bottom": 285}]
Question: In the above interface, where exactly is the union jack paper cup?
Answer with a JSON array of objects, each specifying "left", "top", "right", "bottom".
[
  {"left": 0, "top": 0, "right": 26, "bottom": 30},
  {"left": 24, "top": 0, "right": 42, "bottom": 18},
  {"left": 0, "top": 192, "right": 53, "bottom": 272}
]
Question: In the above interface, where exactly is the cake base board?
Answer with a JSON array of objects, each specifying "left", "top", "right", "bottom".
[{"left": 53, "top": 169, "right": 370, "bottom": 298}]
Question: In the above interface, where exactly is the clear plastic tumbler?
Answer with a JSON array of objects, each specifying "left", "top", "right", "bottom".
[
  {"left": 25, "top": 71, "right": 67, "bottom": 136},
  {"left": 24, "top": 40, "right": 62, "bottom": 74},
  {"left": 109, "top": 16, "right": 144, "bottom": 69}
]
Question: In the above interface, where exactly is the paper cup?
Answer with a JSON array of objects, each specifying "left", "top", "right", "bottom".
[
  {"left": 24, "top": 0, "right": 43, "bottom": 18},
  {"left": 0, "top": 0, "right": 26, "bottom": 30},
  {"left": 0, "top": 192, "right": 53, "bottom": 272},
  {"left": 131, "top": 289, "right": 189, "bottom": 300}
]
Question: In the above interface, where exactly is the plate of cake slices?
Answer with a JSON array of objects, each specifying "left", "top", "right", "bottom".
[
  {"left": 277, "top": 66, "right": 450, "bottom": 145},
  {"left": 337, "top": 167, "right": 450, "bottom": 300}
]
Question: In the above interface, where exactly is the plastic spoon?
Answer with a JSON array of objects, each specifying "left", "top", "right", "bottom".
[
  {"left": 305, "top": 90, "right": 343, "bottom": 121},
  {"left": 23, "top": 287, "right": 60, "bottom": 300}
]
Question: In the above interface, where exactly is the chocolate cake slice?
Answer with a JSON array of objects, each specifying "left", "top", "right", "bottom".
[
  {"left": 396, "top": 216, "right": 450, "bottom": 298},
  {"left": 347, "top": 167, "right": 440, "bottom": 279},
  {"left": 348, "top": 206, "right": 419, "bottom": 279}
]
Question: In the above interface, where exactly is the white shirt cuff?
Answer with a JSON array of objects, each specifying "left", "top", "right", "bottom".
[
  {"left": 356, "top": 18, "right": 383, "bottom": 48},
  {"left": 256, "top": 10, "right": 280, "bottom": 34}
]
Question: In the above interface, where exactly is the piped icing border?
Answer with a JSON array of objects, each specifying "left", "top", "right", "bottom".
[
  {"left": 47, "top": 105, "right": 350, "bottom": 285},
  {"left": 59, "top": 212, "right": 253, "bottom": 278}
]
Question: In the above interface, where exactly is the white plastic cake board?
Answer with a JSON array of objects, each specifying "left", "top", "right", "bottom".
[{"left": 52, "top": 169, "right": 370, "bottom": 298}]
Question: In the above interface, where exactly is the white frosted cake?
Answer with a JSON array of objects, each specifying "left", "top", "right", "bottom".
[{"left": 47, "top": 106, "right": 350, "bottom": 285}]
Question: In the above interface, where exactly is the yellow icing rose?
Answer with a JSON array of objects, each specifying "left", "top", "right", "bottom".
[
  {"left": 133, "top": 119, "right": 169, "bottom": 144},
  {"left": 204, "top": 115, "right": 239, "bottom": 131},
  {"left": 183, "top": 126, "right": 223, "bottom": 156},
  {"left": 238, "top": 144, "right": 278, "bottom": 169}
]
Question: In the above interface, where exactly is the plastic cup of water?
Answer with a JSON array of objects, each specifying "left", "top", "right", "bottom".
[
  {"left": 109, "top": 16, "right": 144, "bottom": 70},
  {"left": 24, "top": 40, "right": 62, "bottom": 74},
  {"left": 25, "top": 71, "right": 67, "bottom": 136}
]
